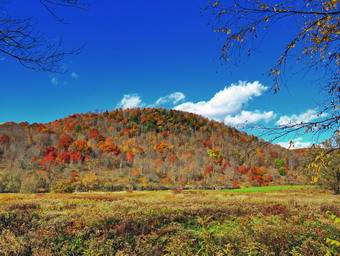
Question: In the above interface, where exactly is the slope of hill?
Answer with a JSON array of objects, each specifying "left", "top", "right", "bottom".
[{"left": 0, "top": 108, "right": 303, "bottom": 193}]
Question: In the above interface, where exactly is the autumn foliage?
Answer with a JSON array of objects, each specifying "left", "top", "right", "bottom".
[{"left": 0, "top": 108, "right": 302, "bottom": 192}]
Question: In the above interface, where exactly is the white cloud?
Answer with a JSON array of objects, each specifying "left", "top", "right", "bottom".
[
  {"left": 224, "top": 110, "right": 276, "bottom": 126},
  {"left": 114, "top": 81, "right": 275, "bottom": 127},
  {"left": 174, "top": 81, "right": 269, "bottom": 122},
  {"left": 277, "top": 137, "right": 312, "bottom": 149},
  {"left": 153, "top": 92, "right": 186, "bottom": 106},
  {"left": 71, "top": 72, "right": 79, "bottom": 78},
  {"left": 116, "top": 94, "right": 145, "bottom": 109},
  {"left": 50, "top": 77, "right": 58, "bottom": 85},
  {"left": 276, "top": 109, "right": 328, "bottom": 126}
]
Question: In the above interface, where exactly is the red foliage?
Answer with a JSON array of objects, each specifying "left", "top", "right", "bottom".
[
  {"left": 84, "top": 155, "right": 90, "bottom": 162},
  {"left": 121, "top": 129, "right": 131, "bottom": 136},
  {"left": 216, "top": 155, "right": 223, "bottom": 165},
  {"left": 57, "top": 137, "right": 74, "bottom": 150},
  {"left": 203, "top": 163, "right": 213, "bottom": 176},
  {"left": 232, "top": 179, "right": 239, "bottom": 189},
  {"left": 31, "top": 156, "right": 39, "bottom": 163},
  {"left": 4, "top": 121, "right": 16, "bottom": 126},
  {"left": 42, "top": 146, "right": 56, "bottom": 157},
  {"left": 0, "top": 134, "right": 10, "bottom": 145},
  {"left": 56, "top": 152, "right": 71, "bottom": 164},
  {"left": 263, "top": 175, "right": 273, "bottom": 182},
  {"left": 202, "top": 140, "right": 211, "bottom": 148},
  {"left": 70, "top": 152, "right": 83, "bottom": 163},
  {"left": 39, "top": 151, "right": 57, "bottom": 168},
  {"left": 89, "top": 129, "right": 105, "bottom": 142},
  {"left": 88, "top": 129, "right": 99, "bottom": 139},
  {"left": 282, "top": 164, "right": 290, "bottom": 170},
  {"left": 172, "top": 188, "right": 182, "bottom": 194}
]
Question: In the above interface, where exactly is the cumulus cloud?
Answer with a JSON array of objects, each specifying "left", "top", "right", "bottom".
[
  {"left": 224, "top": 110, "right": 276, "bottom": 126},
  {"left": 50, "top": 77, "right": 58, "bottom": 85},
  {"left": 116, "top": 94, "right": 145, "bottom": 109},
  {"left": 71, "top": 72, "right": 79, "bottom": 78},
  {"left": 276, "top": 109, "right": 328, "bottom": 126},
  {"left": 174, "top": 81, "right": 269, "bottom": 123},
  {"left": 153, "top": 92, "right": 186, "bottom": 106},
  {"left": 115, "top": 82, "right": 275, "bottom": 127},
  {"left": 277, "top": 137, "right": 312, "bottom": 149}
]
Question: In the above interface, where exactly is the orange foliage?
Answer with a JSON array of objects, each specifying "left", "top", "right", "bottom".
[
  {"left": 168, "top": 153, "right": 177, "bottom": 165},
  {"left": 99, "top": 139, "right": 121, "bottom": 155},
  {"left": 121, "top": 129, "right": 131, "bottom": 136},
  {"left": 236, "top": 166, "right": 249, "bottom": 174},
  {"left": 154, "top": 158, "right": 164, "bottom": 167},
  {"left": 161, "top": 130, "right": 170, "bottom": 138},
  {"left": 126, "top": 150, "right": 134, "bottom": 163},
  {"left": 153, "top": 141, "right": 174, "bottom": 155},
  {"left": 132, "top": 168, "right": 140, "bottom": 177},
  {"left": 68, "top": 141, "right": 91, "bottom": 155},
  {"left": 248, "top": 166, "right": 271, "bottom": 186}
]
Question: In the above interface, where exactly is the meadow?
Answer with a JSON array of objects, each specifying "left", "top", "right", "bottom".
[{"left": 0, "top": 186, "right": 339, "bottom": 255}]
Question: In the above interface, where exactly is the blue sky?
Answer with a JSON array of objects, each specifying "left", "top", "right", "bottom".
[{"left": 0, "top": 0, "right": 332, "bottom": 148}]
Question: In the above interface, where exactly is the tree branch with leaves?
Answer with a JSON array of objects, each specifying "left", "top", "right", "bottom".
[{"left": 205, "top": 0, "right": 339, "bottom": 138}]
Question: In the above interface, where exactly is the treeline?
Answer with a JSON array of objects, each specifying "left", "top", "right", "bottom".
[{"left": 0, "top": 108, "right": 303, "bottom": 193}]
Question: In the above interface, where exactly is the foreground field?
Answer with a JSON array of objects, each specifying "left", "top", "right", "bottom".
[{"left": 0, "top": 187, "right": 339, "bottom": 255}]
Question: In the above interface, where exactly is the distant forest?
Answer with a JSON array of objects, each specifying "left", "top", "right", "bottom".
[{"left": 0, "top": 108, "right": 303, "bottom": 193}]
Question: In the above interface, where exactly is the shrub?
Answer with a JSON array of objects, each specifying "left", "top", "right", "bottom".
[
  {"left": 50, "top": 180, "right": 76, "bottom": 193},
  {"left": 279, "top": 167, "right": 287, "bottom": 176}
]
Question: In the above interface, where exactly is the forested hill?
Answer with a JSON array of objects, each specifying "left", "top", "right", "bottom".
[{"left": 0, "top": 108, "right": 302, "bottom": 193}]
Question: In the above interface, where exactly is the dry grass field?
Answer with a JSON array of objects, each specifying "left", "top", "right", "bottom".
[{"left": 0, "top": 187, "right": 339, "bottom": 255}]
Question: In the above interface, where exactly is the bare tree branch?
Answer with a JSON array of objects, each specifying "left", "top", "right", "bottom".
[
  {"left": 0, "top": 0, "right": 88, "bottom": 72},
  {"left": 205, "top": 0, "right": 339, "bottom": 139}
]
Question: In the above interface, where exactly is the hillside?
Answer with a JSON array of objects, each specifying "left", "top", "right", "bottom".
[{"left": 0, "top": 108, "right": 303, "bottom": 193}]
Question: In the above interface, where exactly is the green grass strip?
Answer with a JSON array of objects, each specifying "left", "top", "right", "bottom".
[{"left": 223, "top": 185, "right": 315, "bottom": 193}]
